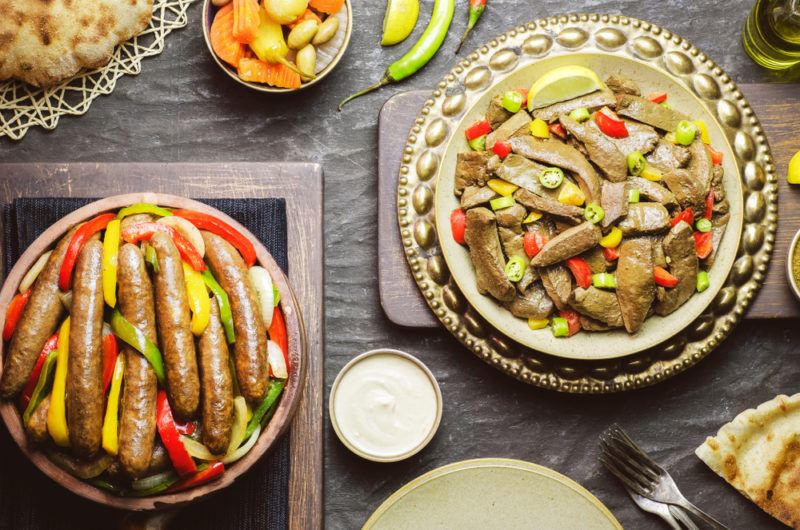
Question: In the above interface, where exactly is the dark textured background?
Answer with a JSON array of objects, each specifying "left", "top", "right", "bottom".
[{"left": 1, "top": 1, "right": 797, "bottom": 528}]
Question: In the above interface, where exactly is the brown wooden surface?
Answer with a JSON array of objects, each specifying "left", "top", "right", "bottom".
[
  {"left": 0, "top": 164, "right": 324, "bottom": 529},
  {"left": 378, "top": 85, "right": 800, "bottom": 327}
]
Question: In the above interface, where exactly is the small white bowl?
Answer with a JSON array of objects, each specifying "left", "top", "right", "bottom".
[{"left": 329, "top": 349, "right": 442, "bottom": 463}]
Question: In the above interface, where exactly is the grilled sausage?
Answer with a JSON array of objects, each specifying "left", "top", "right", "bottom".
[
  {"left": 107, "top": 441, "right": 170, "bottom": 480},
  {"left": 199, "top": 298, "right": 233, "bottom": 454},
  {"left": 67, "top": 239, "right": 105, "bottom": 458},
  {"left": 202, "top": 231, "right": 268, "bottom": 403},
  {"left": 0, "top": 228, "right": 75, "bottom": 398},
  {"left": 119, "top": 213, "right": 154, "bottom": 231},
  {"left": 151, "top": 232, "right": 199, "bottom": 419},
  {"left": 117, "top": 243, "right": 158, "bottom": 477},
  {"left": 25, "top": 394, "right": 51, "bottom": 444}
]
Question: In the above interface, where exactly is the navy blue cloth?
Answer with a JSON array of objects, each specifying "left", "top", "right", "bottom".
[{"left": 0, "top": 198, "right": 290, "bottom": 530}]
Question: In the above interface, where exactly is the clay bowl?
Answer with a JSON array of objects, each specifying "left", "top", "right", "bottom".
[{"left": 0, "top": 192, "right": 307, "bottom": 510}]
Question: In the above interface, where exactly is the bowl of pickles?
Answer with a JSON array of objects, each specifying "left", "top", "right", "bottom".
[{"left": 202, "top": 0, "right": 352, "bottom": 92}]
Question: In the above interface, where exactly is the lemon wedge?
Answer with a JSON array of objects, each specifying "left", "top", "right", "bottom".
[
  {"left": 381, "top": 0, "right": 419, "bottom": 46},
  {"left": 527, "top": 65, "right": 604, "bottom": 111},
  {"left": 788, "top": 150, "right": 800, "bottom": 184}
]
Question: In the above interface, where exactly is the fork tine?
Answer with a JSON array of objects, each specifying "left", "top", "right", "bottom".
[
  {"left": 603, "top": 445, "right": 657, "bottom": 491},
  {"left": 605, "top": 435, "right": 661, "bottom": 480},
  {"left": 606, "top": 426, "right": 664, "bottom": 475},
  {"left": 600, "top": 455, "right": 648, "bottom": 496}
]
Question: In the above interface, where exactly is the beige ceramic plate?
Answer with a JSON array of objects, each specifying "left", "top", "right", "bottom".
[{"left": 363, "top": 458, "right": 622, "bottom": 529}]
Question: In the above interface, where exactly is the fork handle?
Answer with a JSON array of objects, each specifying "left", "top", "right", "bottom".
[{"left": 675, "top": 499, "right": 729, "bottom": 529}]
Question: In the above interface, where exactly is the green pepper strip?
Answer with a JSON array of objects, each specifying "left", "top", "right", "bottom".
[
  {"left": 89, "top": 478, "right": 121, "bottom": 493},
  {"left": 110, "top": 309, "right": 165, "bottom": 386},
  {"left": 22, "top": 348, "right": 58, "bottom": 425},
  {"left": 244, "top": 379, "right": 286, "bottom": 440},
  {"left": 143, "top": 243, "right": 159, "bottom": 274},
  {"left": 116, "top": 203, "right": 173, "bottom": 219},
  {"left": 201, "top": 270, "right": 235, "bottom": 344}
]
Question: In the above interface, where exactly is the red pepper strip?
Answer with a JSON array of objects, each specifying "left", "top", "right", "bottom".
[
  {"left": 694, "top": 231, "right": 713, "bottom": 259},
  {"left": 18, "top": 333, "right": 58, "bottom": 410},
  {"left": 515, "top": 88, "right": 528, "bottom": 102},
  {"left": 101, "top": 332, "right": 118, "bottom": 394},
  {"left": 3, "top": 289, "right": 31, "bottom": 342},
  {"left": 58, "top": 213, "right": 117, "bottom": 291},
  {"left": 156, "top": 390, "right": 198, "bottom": 476},
  {"left": 548, "top": 123, "right": 567, "bottom": 139},
  {"left": 450, "top": 208, "right": 467, "bottom": 245},
  {"left": 492, "top": 140, "right": 512, "bottom": 159},
  {"left": 559, "top": 309, "right": 581, "bottom": 336},
  {"left": 603, "top": 246, "right": 619, "bottom": 261},
  {"left": 594, "top": 108, "right": 629, "bottom": 138},
  {"left": 464, "top": 119, "right": 492, "bottom": 141},
  {"left": 269, "top": 306, "right": 290, "bottom": 375},
  {"left": 647, "top": 92, "right": 668, "bottom": 104},
  {"left": 707, "top": 145, "right": 723, "bottom": 165},
  {"left": 121, "top": 222, "right": 206, "bottom": 272},
  {"left": 671, "top": 207, "right": 694, "bottom": 228},
  {"left": 704, "top": 190, "right": 714, "bottom": 220},
  {"left": 167, "top": 461, "right": 225, "bottom": 493},
  {"left": 523, "top": 232, "right": 547, "bottom": 258},
  {"left": 172, "top": 210, "right": 257, "bottom": 267},
  {"left": 175, "top": 420, "right": 197, "bottom": 436},
  {"left": 653, "top": 266, "right": 679, "bottom": 288},
  {"left": 565, "top": 257, "right": 592, "bottom": 289}
]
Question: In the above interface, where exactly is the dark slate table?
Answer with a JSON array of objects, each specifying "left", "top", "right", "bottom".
[{"left": 0, "top": 1, "right": 796, "bottom": 528}]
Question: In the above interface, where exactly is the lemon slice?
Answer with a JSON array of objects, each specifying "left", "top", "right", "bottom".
[
  {"left": 527, "top": 65, "right": 604, "bottom": 111},
  {"left": 381, "top": 0, "right": 419, "bottom": 46},
  {"left": 789, "top": 150, "right": 800, "bottom": 184}
]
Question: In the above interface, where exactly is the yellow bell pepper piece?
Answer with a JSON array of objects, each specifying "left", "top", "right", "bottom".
[
  {"left": 693, "top": 120, "right": 710, "bottom": 144},
  {"left": 101, "top": 355, "right": 125, "bottom": 455},
  {"left": 527, "top": 318, "right": 549, "bottom": 330},
  {"left": 522, "top": 211, "right": 543, "bottom": 223},
  {"left": 600, "top": 227, "right": 623, "bottom": 248},
  {"left": 487, "top": 178, "right": 518, "bottom": 197},
  {"left": 102, "top": 219, "right": 121, "bottom": 308},
  {"left": 640, "top": 164, "right": 663, "bottom": 182},
  {"left": 183, "top": 262, "right": 211, "bottom": 336},
  {"left": 557, "top": 181, "right": 585, "bottom": 206},
  {"left": 529, "top": 119, "right": 550, "bottom": 139},
  {"left": 47, "top": 318, "right": 71, "bottom": 447},
  {"left": 788, "top": 151, "right": 800, "bottom": 184}
]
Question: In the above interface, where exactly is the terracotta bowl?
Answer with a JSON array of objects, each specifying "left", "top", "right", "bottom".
[{"left": 0, "top": 193, "right": 307, "bottom": 511}]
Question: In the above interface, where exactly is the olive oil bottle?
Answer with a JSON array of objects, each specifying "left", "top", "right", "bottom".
[{"left": 742, "top": 0, "right": 800, "bottom": 71}]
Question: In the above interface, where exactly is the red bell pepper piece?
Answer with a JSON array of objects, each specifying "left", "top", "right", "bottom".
[
  {"left": 559, "top": 309, "right": 581, "bottom": 336},
  {"left": 465, "top": 119, "right": 492, "bottom": 141},
  {"left": 171, "top": 210, "right": 257, "bottom": 267},
  {"left": 18, "top": 333, "right": 58, "bottom": 410},
  {"left": 450, "top": 208, "right": 467, "bottom": 245},
  {"left": 671, "top": 207, "right": 694, "bottom": 228},
  {"left": 3, "top": 289, "right": 31, "bottom": 342},
  {"left": 168, "top": 461, "right": 225, "bottom": 493},
  {"left": 548, "top": 123, "right": 567, "bottom": 139},
  {"left": 58, "top": 213, "right": 117, "bottom": 292},
  {"left": 268, "top": 306, "right": 290, "bottom": 375},
  {"left": 101, "top": 330, "right": 118, "bottom": 394},
  {"left": 694, "top": 231, "right": 713, "bottom": 259},
  {"left": 121, "top": 222, "right": 206, "bottom": 272},
  {"left": 515, "top": 88, "right": 528, "bottom": 101},
  {"left": 707, "top": 144, "right": 723, "bottom": 165},
  {"left": 565, "top": 257, "right": 592, "bottom": 289},
  {"left": 653, "top": 266, "right": 679, "bottom": 288},
  {"left": 492, "top": 140, "right": 512, "bottom": 159},
  {"left": 594, "top": 107, "right": 629, "bottom": 138},
  {"left": 156, "top": 390, "right": 198, "bottom": 476},
  {"left": 175, "top": 420, "right": 197, "bottom": 436},
  {"left": 523, "top": 232, "right": 547, "bottom": 258},
  {"left": 647, "top": 92, "right": 668, "bottom": 104},
  {"left": 603, "top": 246, "right": 619, "bottom": 261},
  {"left": 704, "top": 190, "right": 714, "bottom": 220}
]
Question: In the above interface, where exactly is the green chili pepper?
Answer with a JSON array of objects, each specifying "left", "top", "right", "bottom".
[
  {"left": 627, "top": 151, "right": 646, "bottom": 176},
  {"left": 568, "top": 107, "right": 591, "bottom": 123},
  {"left": 339, "top": 0, "right": 455, "bottom": 109},
  {"left": 490, "top": 196, "right": 516, "bottom": 211},
  {"left": 504, "top": 256, "right": 527, "bottom": 282},
  {"left": 22, "top": 348, "right": 58, "bottom": 425},
  {"left": 695, "top": 218, "right": 712, "bottom": 233},
  {"left": 468, "top": 134, "right": 487, "bottom": 152},
  {"left": 592, "top": 273, "right": 617, "bottom": 289},
  {"left": 628, "top": 188, "right": 640, "bottom": 204},
  {"left": 90, "top": 478, "right": 121, "bottom": 493},
  {"left": 455, "top": 0, "right": 486, "bottom": 53},
  {"left": 551, "top": 317, "right": 570, "bottom": 337},
  {"left": 696, "top": 270, "right": 710, "bottom": 292},
  {"left": 116, "top": 203, "right": 173, "bottom": 219},
  {"left": 201, "top": 270, "right": 236, "bottom": 344},
  {"left": 675, "top": 120, "right": 697, "bottom": 146},
  {"left": 245, "top": 379, "right": 286, "bottom": 440},
  {"left": 143, "top": 243, "right": 159, "bottom": 274},
  {"left": 584, "top": 203, "right": 605, "bottom": 224},
  {"left": 501, "top": 90, "right": 523, "bottom": 113},
  {"left": 110, "top": 309, "right": 165, "bottom": 386},
  {"left": 539, "top": 167, "right": 564, "bottom": 189}
]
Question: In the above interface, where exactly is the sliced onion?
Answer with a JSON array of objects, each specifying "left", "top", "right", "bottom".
[
  {"left": 223, "top": 424, "right": 260, "bottom": 464},
  {"left": 20, "top": 250, "right": 52, "bottom": 293},
  {"left": 224, "top": 396, "right": 248, "bottom": 460},
  {"left": 47, "top": 450, "right": 113, "bottom": 479},
  {"left": 180, "top": 435, "right": 221, "bottom": 461},
  {"left": 267, "top": 340, "right": 288, "bottom": 379},
  {"left": 157, "top": 216, "right": 205, "bottom": 257},
  {"left": 131, "top": 469, "right": 177, "bottom": 491},
  {"left": 248, "top": 266, "right": 274, "bottom": 329}
]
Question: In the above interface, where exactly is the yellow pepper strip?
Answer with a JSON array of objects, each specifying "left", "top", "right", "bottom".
[
  {"left": 600, "top": 227, "right": 623, "bottom": 248},
  {"left": 528, "top": 318, "right": 549, "bottom": 330},
  {"left": 640, "top": 164, "right": 663, "bottom": 182},
  {"left": 693, "top": 120, "right": 710, "bottom": 144},
  {"left": 102, "top": 219, "right": 121, "bottom": 308},
  {"left": 529, "top": 118, "right": 550, "bottom": 139},
  {"left": 487, "top": 178, "right": 519, "bottom": 197},
  {"left": 788, "top": 151, "right": 800, "bottom": 184},
  {"left": 47, "top": 318, "right": 71, "bottom": 447},
  {"left": 522, "top": 211, "right": 543, "bottom": 224},
  {"left": 557, "top": 181, "right": 585, "bottom": 206},
  {"left": 183, "top": 262, "right": 211, "bottom": 336},
  {"left": 101, "top": 355, "right": 125, "bottom": 456}
]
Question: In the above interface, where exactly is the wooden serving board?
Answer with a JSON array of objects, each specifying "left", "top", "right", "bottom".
[
  {"left": 378, "top": 86, "right": 800, "bottom": 327},
  {"left": 0, "top": 163, "right": 324, "bottom": 530}
]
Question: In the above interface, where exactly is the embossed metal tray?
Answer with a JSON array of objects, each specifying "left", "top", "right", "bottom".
[{"left": 397, "top": 14, "right": 777, "bottom": 393}]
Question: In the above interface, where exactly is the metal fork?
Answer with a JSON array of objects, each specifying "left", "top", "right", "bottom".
[
  {"left": 627, "top": 491, "right": 682, "bottom": 530},
  {"left": 599, "top": 424, "right": 728, "bottom": 530}
]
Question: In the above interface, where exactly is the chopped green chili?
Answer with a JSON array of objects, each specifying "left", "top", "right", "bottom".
[
  {"left": 569, "top": 107, "right": 591, "bottom": 123},
  {"left": 504, "top": 256, "right": 527, "bottom": 282},
  {"left": 539, "top": 167, "right": 564, "bottom": 189},
  {"left": 584, "top": 203, "right": 605, "bottom": 224},
  {"left": 592, "top": 273, "right": 617, "bottom": 289},
  {"left": 627, "top": 151, "right": 646, "bottom": 176},
  {"left": 468, "top": 134, "right": 486, "bottom": 152},
  {"left": 695, "top": 218, "right": 712, "bottom": 233},
  {"left": 696, "top": 271, "right": 710, "bottom": 292},
  {"left": 551, "top": 317, "right": 570, "bottom": 337},
  {"left": 628, "top": 188, "right": 640, "bottom": 204},
  {"left": 501, "top": 90, "right": 524, "bottom": 113},
  {"left": 675, "top": 120, "right": 697, "bottom": 146}
]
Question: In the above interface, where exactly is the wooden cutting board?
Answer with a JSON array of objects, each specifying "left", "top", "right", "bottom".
[
  {"left": 0, "top": 163, "right": 324, "bottom": 530},
  {"left": 378, "top": 86, "right": 800, "bottom": 327}
]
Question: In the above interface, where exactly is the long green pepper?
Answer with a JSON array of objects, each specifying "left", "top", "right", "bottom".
[{"left": 455, "top": 0, "right": 486, "bottom": 53}]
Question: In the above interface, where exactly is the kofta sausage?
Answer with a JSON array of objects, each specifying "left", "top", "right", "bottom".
[
  {"left": 202, "top": 231, "right": 268, "bottom": 403},
  {"left": 25, "top": 394, "right": 51, "bottom": 444},
  {"left": 150, "top": 232, "right": 199, "bottom": 419},
  {"left": 117, "top": 243, "right": 158, "bottom": 477},
  {"left": 119, "top": 213, "right": 154, "bottom": 231},
  {"left": 199, "top": 298, "right": 234, "bottom": 454},
  {"left": 0, "top": 228, "right": 75, "bottom": 398},
  {"left": 67, "top": 239, "right": 105, "bottom": 458}
]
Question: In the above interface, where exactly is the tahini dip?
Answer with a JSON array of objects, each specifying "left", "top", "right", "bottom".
[{"left": 330, "top": 350, "right": 442, "bottom": 462}]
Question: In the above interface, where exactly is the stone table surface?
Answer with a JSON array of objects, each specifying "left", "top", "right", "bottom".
[{"left": 1, "top": 1, "right": 798, "bottom": 528}]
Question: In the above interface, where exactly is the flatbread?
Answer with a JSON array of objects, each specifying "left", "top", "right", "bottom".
[
  {"left": 696, "top": 393, "right": 800, "bottom": 529},
  {"left": 0, "top": 0, "right": 153, "bottom": 87}
]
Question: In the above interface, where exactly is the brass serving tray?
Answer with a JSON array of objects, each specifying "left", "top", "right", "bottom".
[{"left": 397, "top": 14, "right": 777, "bottom": 393}]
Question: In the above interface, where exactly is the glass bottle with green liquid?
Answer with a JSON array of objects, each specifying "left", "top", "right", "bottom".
[{"left": 743, "top": 0, "right": 800, "bottom": 71}]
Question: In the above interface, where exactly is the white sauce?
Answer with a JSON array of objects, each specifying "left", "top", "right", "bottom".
[{"left": 333, "top": 353, "right": 439, "bottom": 458}]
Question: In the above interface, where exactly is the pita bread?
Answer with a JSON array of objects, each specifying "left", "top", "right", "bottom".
[
  {"left": 0, "top": 0, "right": 153, "bottom": 87},
  {"left": 696, "top": 393, "right": 800, "bottom": 529}
]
